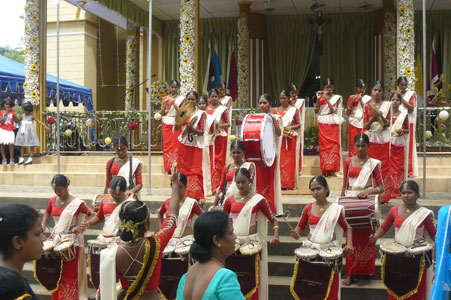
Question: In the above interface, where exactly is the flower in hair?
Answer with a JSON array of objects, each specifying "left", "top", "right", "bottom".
[{"left": 120, "top": 220, "right": 140, "bottom": 241}]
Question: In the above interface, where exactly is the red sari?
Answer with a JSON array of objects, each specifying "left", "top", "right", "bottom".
[
  {"left": 390, "top": 113, "right": 409, "bottom": 198},
  {"left": 274, "top": 106, "right": 300, "bottom": 189},
  {"left": 381, "top": 206, "right": 436, "bottom": 300},
  {"left": 297, "top": 203, "right": 350, "bottom": 300},
  {"left": 45, "top": 197, "right": 91, "bottom": 300},
  {"left": 161, "top": 95, "right": 184, "bottom": 173},
  {"left": 364, "top": 102, "right": 391, "bottom": 202},
  {"left": 317, "top": 96, "right": 342, "bottom": 175},
  {"left": 342, "top": 158, "right": 383, "bottom": 277},
  {"left": 177, "top": 110, "right": 206, "bottom": 200},
  {"left": 206, "top": 106, "right": 229, "bottom": 194}
]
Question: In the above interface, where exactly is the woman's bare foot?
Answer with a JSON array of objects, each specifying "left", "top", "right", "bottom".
[
  {"left": 342, "top": 276, "right": 352, "bottom": 286},
  {"left": 357, "top": 277, "right": 369, "bottom": 286}
]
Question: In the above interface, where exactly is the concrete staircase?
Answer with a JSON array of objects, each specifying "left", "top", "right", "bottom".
[{"left": 0, "top": 153, "right": 449, "bottom": 299}]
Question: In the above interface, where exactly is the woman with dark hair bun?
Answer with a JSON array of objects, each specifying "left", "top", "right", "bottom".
[
  {"left": 40, "top": 174, "right": 91, "bottom": 300},
  {"left": 291, "top": 176, "right": 353, "bottom": 300},
  {"left": 104, "top": 136, "right": 143, "bottom": 197},
  {"left": 370, "top": 180, "right": 436, "bottom": 300},
  {"left": 395, "top": 76, "right": 417, "bottom": 177},
  {"left": 346, "top": 79, "right": 371, "bottom": 157},
  {"left": 223, "top": 166, "right": 280, "bottom": 300},
  {"left": 100, "top": 168, "right": 182, "bottom": 300},
  {"left": 212, "top": 139, "right": 247, "bottom": 207},
  {"left": 161, "top": 80, "right": 184, "bottom": 174},
  {"left": 0, "top": 204, "right": 44, "bottom": 300},
  {"left": 275, "top": 89, "right": 301, "bottom": 190},
  {"left": 314, "top": 78, "right": 343, "bottom": 177},
  {"left": 363, "top": 81, "right": 392, "bottom": 203},
  {"left": 175, "top": 91, "right": 210, "bottom": 204},
  {"left": 206, "top": 88, "right": 230, "bottom": 195},
  {"left": 341, "top": 133, "right": 384, "bottom": 287},
  {"left": 177, "top": 211, "right": 244, "bottom": 300}
]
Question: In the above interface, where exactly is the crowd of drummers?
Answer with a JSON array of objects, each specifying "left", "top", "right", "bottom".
[{"left": 0, "top": 76, "right": 437, "bottom": 300}]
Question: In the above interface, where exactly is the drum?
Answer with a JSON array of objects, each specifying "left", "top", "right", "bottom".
[
  {"left": 319, "top": 247, "right": 343, "bottom": 272},
  {"left": 294, "top": 247, "right": 319, "bottom": 261},
  {"left": 407, "top": 243, "right": 434, "bottom": 268},
  {"left": 241, "top": 113, "right": 276, "bottom": 167},
  {"left": 54, "top": 240, "right": 76, "bottom": 262},
  {"left": 380, "top": 242, "right": 407, "bottom": 255},
  {"left": 239, "top": 241, "right": 263, "bottom": 256},
  {"left": 42, "top": 240, "right": 55, "bottom": 256},
  {"left": 88, "top": 239, "right": 108, "bottom": 255},
  {"left": 174, "top": 236, "right": 194, "bottom": 260},
  {"left": 92, "top": 194, "right": 110, "bottom": 212},
  {"left": 337, "top": 195, "right": 380, "bottom": 228}
]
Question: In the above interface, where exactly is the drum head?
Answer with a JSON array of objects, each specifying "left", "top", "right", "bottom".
[
  {"left": 381, "top": 242, "right": 406, "bottom": 254},
  {"left": 407, "top": 243, "right": 433, "bottom": 254},
  {"left": 319, "top": 247, "right": 343, "bottom": 259},
  {"left": 54, "top": 240, "right": 73, "bottom": 251},
  {"left": 240, "top": 241, "right": 262, "bottom": 256},
  {"left": 43, "top": 240, "right": 55, "bottom": 252},
  {"left": 163, "top": 245, "right": 175, "bottom": 256},
  {"left": 260, "top": 115, "right": 276, "bottom": 167},
  {"left": 294, "top": 247, "right": 319, "bottom": 259}
]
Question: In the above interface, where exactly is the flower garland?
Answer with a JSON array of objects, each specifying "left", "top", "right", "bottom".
[
  {"left": 125, "top": 35, "right": 137, "bottom": 111},
  {"left": 23, "top": 1, "right": 40, "bottom": 106},
  {"left": 179, "top": 0, "right": 195, "bottom": 97},
  {"left": 150, "top": 80, "right": 169, "bottom": 104},
  {"left": 397, "top": 0, "right": 415, "bottom": 87},
  {"left": 237, "top": 15, "right": 249, "bottom": 108},
  {"left": 383, "top": 10, "right": 396, "bottom": 98}
]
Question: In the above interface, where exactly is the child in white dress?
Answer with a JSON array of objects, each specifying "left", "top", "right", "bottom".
[{"left": 15, "top": 102, "right": 50, "bottom": 165}]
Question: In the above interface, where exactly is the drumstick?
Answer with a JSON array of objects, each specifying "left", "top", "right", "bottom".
[
  {"left": 276, "top": 210, "right": 294, "bottom": 231},
  {"left": 369, "top": 213, "right": 376, "bottom": 235}
]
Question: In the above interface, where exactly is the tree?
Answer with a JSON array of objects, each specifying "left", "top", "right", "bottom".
[{"left": 0, "top": 46, "right": 25, "bottom": 64}]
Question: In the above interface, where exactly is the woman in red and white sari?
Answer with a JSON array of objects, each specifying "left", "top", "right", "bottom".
[
  {"left": 390, "top": 93, "right": 410, "bottom": 198},
  {"left": 288, "top": 83, "right": 306, "bottom": 174},
  {"left": 274, "top": 89, "right": 301, "bottom": 190},
  {"left": 396, "top": 77, "right": 417, "bottom": 177},
  {"left": 175, "top": 91, "right": 209, "bottom": 204},
  {"left": 206, "top": 88, "right": 230, "bottom": 195},
  {"left": 41, "top": 175, "right": 91, "bottom": 300},
  {"left": 341, "top": 133, "right": 384, "bottom": 287},
  {"left": 160, "top": 80, "right": 184, "bottom": 174},
  {"left": 315, "top": 78, "right": 343, "bottom": 177},
  {"left": 363, "top": 81, "right": 391, "bottom": 203},
  {"left": 255, "top": 94, "right": 283, "bottom": 215},
  {"left": 370, "top": 181, "right": 436, "bottom": 300},
  {"left": 346, "top": 79, "right": 371, "bottom": 157}
]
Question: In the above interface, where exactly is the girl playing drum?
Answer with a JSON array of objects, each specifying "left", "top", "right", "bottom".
[
  {"left": 341, "top": 133, "right": 384, "bottom": 286},
  {"left": 223, "top": 167, "right": 280, "bottom": 300},
  {"left": 291, "top": 176, "right": 353, "bottom": 300},
  {"left": 274, "top": 89, "right": 301, "bottom": 190},
  {"left": 41, "top": 175, "right": 91, "bottom": 300},
  {"left": 370, "top": 181, "right": 436, "bottom": 300}
]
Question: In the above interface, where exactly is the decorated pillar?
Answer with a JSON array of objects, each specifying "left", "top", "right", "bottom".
[
  {"left": 24, "top": 0, "right": 46, "bottom": 152},
  {"left": 179, "top": 0, "right": 196, "bottom": 96},
  {"left": 383, "top": 3, "right": 396, "bottom": 97},
  {"left": 397, "top": 0, "right": 415, "bottom": 87},
  {"left": 125, "top": 23, "right": 139, "bottom": 111},
  {"left": 237, "top": 2, "right": 250, "bottom": 108}
]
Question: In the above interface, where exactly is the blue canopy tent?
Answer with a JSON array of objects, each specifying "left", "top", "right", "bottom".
[{"left": 0, "top": 55, "right": 93, "bottom": 111}]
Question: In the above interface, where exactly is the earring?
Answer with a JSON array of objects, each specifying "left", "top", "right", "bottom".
[{"left": 217, "top": 244, "right": 221, "bottom": 248}]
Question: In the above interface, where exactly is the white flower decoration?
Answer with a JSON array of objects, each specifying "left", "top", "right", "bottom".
[
  {"left": 125, "top": 35, "right": 137, "bottom": 111},
  {"left": 24, "top": 1, "right": 40, "bottom": 106},
  {"left": 179, "top": 0, "right": 195, "bottom": 96}
]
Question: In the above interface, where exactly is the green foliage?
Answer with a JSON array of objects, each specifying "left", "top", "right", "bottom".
[{"left": 0, "top": 46, "right": 25, "bottom": 64}]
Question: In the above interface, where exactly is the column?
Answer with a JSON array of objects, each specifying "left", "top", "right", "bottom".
[
  {"left": 397, "top": 0, "right": 415, "bottom": 86},
  {"left": 237, "top": 2, "right": 250, "bottom": 108},
  {"left": 383, "top": 0, "right": 396, "bottom": 97},
  {"left": 179, "top": 0, "right": 196, "bottom": 96},
  {"left": 125, "top": 22, "right": 139, "bottom": 111}
]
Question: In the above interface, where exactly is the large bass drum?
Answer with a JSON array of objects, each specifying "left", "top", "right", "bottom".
[
  {"left": 241, "top": 113, "right": 276, "bottom": 167},
  {"left": 336, "top": 195, "right": 380, "bottom": 229}
]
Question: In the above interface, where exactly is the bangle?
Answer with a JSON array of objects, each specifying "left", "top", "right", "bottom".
[{"left": 273, "top": 226, "right": 280, "bottom": 229}]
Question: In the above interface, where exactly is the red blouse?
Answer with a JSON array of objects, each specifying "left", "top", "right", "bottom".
[
  {"left": 218, "top": 164, "right": 236, "bottom": 193},
  {"left": 45, "top": 196, "right": 91, "bottom": 226},
  {"left": 363, "top": 105, "right": 391, "bottom": 124},
  {"left": 380, "top": 206, "right": 436, "bottom": 239},
  {"left": 105, "top": 158, "right": 142, "bottom": 187},
  {"left": 274, "top": 106, "right": 300, "bottom": 125},
  {"left": 0, "top": 109, "right": 16, "bottom": 131},
  {"left": 347, "top": 95, "right": 359, "bottom": 109},
  {"left": 158, "top": 197, "right": 203, "bottom": 219},
  {"left": 342, "top": 157, "right": 384, "bottom": 189},
  {"left": 297, "top": 202, "right": 349, "bottom": 232},
  {"left": 117, "top": 216, "right": 177, "bottom": 291},
  {"left": 96, "top": 195, "right": 118, "bottom": 221},
  {"left": 223, "top": 195, "right": 275, "bottom": 223}
]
